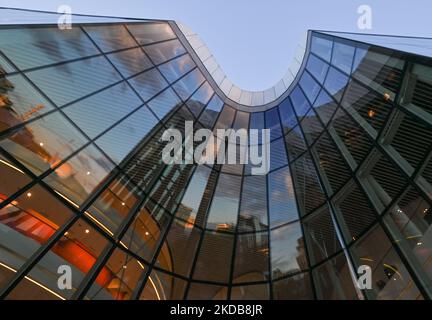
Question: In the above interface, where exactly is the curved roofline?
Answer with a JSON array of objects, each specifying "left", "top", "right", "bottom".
[{"left": 173, "top": 21, "right": 309, "bottom": 110}]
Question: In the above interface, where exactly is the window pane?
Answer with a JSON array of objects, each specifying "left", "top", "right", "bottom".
[
  {"left": 129, "top": 68, "right": 168, "bottom": 102},
  {"left": 306, "top": 54, "right": 329, "bottom": 83},
  {"left": 0, "top": 27, "right": 98, "bottom": 70},
  {"left": 271, "top": 221, "right": 307, "bottom": 278},
  {"left": 186, "top": 82, "right": 214, "bottom": 117},
  {"left": 107, "top": 47, "right": 152, "bottom": 78},
  {"left": 84, "top": 25, "right": 137, "bottom": 52},
  {"left": 351, "top": 224, "right": 423, "bottom": 300},
  {"left": 172, "top": 69, "right": 205, "bottom": 101},
  {"left": 199, "top": 94, "right": 223, "bottom": 128},
  {"left": 26, "top": 56, "right": 122, "bottom": 106},
  {"left": 144, "top": 39, "right": 186, "bottom": 65},
  {"left": 311, "top": 34, "right": 333, "bottom": 62},
  {"left": 147, "top": 88, "right": 181, "bottom": 120},
  {"left": 268, "top": 167, "right": 299, "bottom": 227},
  {"left": 0, "top": 112, "right": 88, "bottom": 176},
  {"left": 7, "top": 219, "right": 109, "bottom": 300},
  {"left": 206, "top": 173, "right": 242, "bottom": 232},
  {"left": 233, "top": 232, "right": 269, "bottom": 283},
  {"left": 158, "top": 54, "right": 195, "bottom": 83},
  {"left": 290, "top": 86, "right": 311, "bottom": 119},
  {"left": 299, "top": 72, "right": 320, "bottom": 103},
  {"left": 178, "top": 166, "right": 211, "bottom": 226},
  {"left": 273, "top": 272, "right": 313, "bottom": 300},
  {"left": 313, "top": 252, "right": 358, "bottom": 299},
  {"left": 1, "top": 74, "right": 57, "bottom": 135},
  {"left": 63, "top": 82, "right": 142, "bottom": 139},
  {"left": 193, "top": 231, "right": 234, "bottom": 283},
  {"left": 331, "top": 41, "right": 355, "bottom": 74},
  {"left": 43, "top": 144, "right": 114, "bottom": 207},
  {"left": 238, "top": 175, "right": 268, "bottom": 232},
  {"left": 127, "top": 23, "right": 176, "bottom": 45}
]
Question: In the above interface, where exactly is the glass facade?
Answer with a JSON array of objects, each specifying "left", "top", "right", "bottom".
[{"left": 1, "top": 12, "right": 432, "bottom": 300}]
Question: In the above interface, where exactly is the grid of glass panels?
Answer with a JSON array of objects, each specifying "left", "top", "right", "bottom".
[{"left": 0, "top": 15, "right": 432, "bottom": 300}]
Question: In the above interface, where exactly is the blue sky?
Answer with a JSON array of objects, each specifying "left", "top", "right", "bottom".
[{"left": 2, "top": 0, "right": 432, "bottom": 90}]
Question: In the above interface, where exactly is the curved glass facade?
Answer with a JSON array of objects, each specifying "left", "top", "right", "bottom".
[{"left": 1, "top": 9, "right": 432, "bottom": 300}]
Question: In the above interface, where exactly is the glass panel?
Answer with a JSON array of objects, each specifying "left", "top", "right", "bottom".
[
  {"left": 311, "top": 34, "right": 333, "bottom": 62},
  {"left": 0, "top": 27, "right": 98, "bottom": 70},
  {"left": 271, "top": 221, "right": 307, "bottom": 278},
  {"left": 324, "top": 67, "right": 349, "bottom": 102},
  {"left": 268, "top": 167, "right": 299, "bottom": 227},
  {"left": 314, "top": 132, "right": 352, "bottom": 194},
  {"left": 337, "top": 183, "right": 378, "bottom": 243},
  {"left": 127, "top": 23, "right": 176, "bottom": 45},
  {"left": 95, "top": 106, "right": 158, "bottom": 164},
  {"left": 6, "top": 219, "right": 109, "bottom": 300},
  {"left": 122, "top": 200, "right": 171, "bottom": 262},
  {"left": 231, "top": 284, "right": 269, "bottom": 300},
  {"left": 144, "top": 39, "right": 186, "bottom": 65},
  {"left": 158, "top": 54, "right": 195, "bottom": 84},
  {"left": 300, "top": 108, "right": 324, "bottom": 146},
  {"left": 273, "top": 272, "right": 313, "bottom": 300},
  {"left": 177, "top": 166, "right": 211, "bottom": 227},
  {"left": 290, "top": 86, "right": 311, "bottom": 119},
  {"left": 129, "top": 68, "right": 168, "bottom": 102},
  {"left": 279, "top": 98, "right": 298, "bottom": 134},
  {"left": 265, "top": 108, "right": 282, "bottom": 141},
  {"left": 270, "top": 138, "right": 288, "bottom": 172},
  {"left": 313, "top": 252, "right": 358, "bottom": 299},
  {"left": 187, "top": 283, "right": 227, "bottom": 300},
  {"left": 306, "top": 54, "right": 329, "bottom": 83},
  {"left": 172, "top": 69, "right": 205, "bottom": 101},
  {"left": 238, "top": 175, "right": 268, "bottom": 232},
  {"left": 330, "top": 108, "right": 373, "bottom": 165},
  {"left": 0, "top": 154, "right": 32, "bottom": 204},
  {"left": 387, "top": 187, "right": 432, "bottom": 284},
  {"left": 86, "top": 174, "right": 141, "bottom": 235},
  {"left": 206, "top": 173, "right": 242, "bottom": 232},
  {"left": 26, "top": 56, "right": 122, "bottom": 106},
  {"left": 63, "top": 82, "right": 142, "bottom": 139},
  {"left": 141, "top": 270, "right": 186, "bottom": 300},
  {"left": 84, "top": 25, "right": 137, "bottom": 52},
  {"left": 86, "top": 248, "right": 145, "bottom": 300},
  {"left": 285, "top": 126, "right": 307, "bottom": 162},
  {"left": 0, "top": 183, "right": 74, "bottom": 293},
  {"left": 291, "top": 154, "right": 326, "bottom": 216},
  {"left": 0, "top": 74, "right": 55, "bottom": 133},
  {"left": 107, "top": 47, "right": 152, "bottom": 78},
  {"left": 157, "top": 218, "right": 201, "bottom": 277},
  {"left": 43, "top": 144, "right": 115, "bottom": 207},
  {"left": 313, "top": 89, "right": 337, "bottom": 125},
  {"left": 186, "top": 82, "right": 214, "bottom": 117},
  {"left": 331, "top": 41, "right": 355, "bottom": 74},
  {"left": 303, "top": 205, "right": 341, "bottom": 265},
  {"left": 351, "top": 224, "right": 423, "bottom": 300},
  {"left": 0, "top": 111, "right": 88, "bottom": 176},
  {"left": 193, "top": 231, "right": 234, "bottom": 283},
  {"left": 199, "top": 94, "right": 223, "bottom": 128},
  {"left": 299, "top": 72, "right": 321, "bottom": 103},
  {"left": 342, "top": 80, "right": 393, "bottom": 133},
  {"left": 233, "top": 232, "right": 269, "bottom": 283},
  {"left": 147, "top": 88, "right": 181, "bottom": 120}
]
